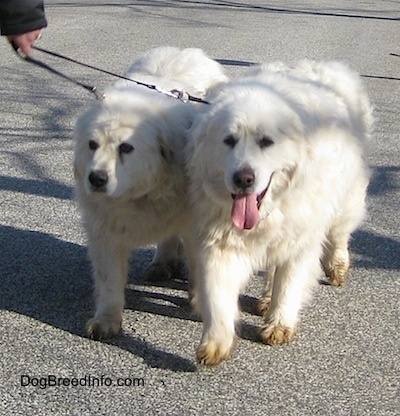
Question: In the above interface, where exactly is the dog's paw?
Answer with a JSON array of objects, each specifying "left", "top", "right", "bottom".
[
  {"left": 324, "top": 261, "right": 349, "bottom": 287},
  {"left": 256, "top": 295, "right": 271, "bottom": 316},
  {"left": 85, "top": 316, "right": 122, "bottom": 340},
  {"left": 196, "top": 337, "right": 236, "bottom": 366},
  {"left": 144, "top": 260, "right": 186, "bottom": 282},
  {"left": 322, "top": 249, "right": 349, "bottom": 287},
  {"left": 260, "top": 324, "right": 295, "bottom": 346}
]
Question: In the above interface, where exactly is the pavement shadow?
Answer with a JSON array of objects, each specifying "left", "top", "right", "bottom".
[
  {"left": 350, "top": 165, "right": 400, "bottom": 271},
  {"left": 0, "top": 174, "right": 72, "bottom": 200},
  {"left": 351, "top": 230, "right": 400, "bottom": 271},
  {"left": 368, "top": 165, "right": 400, "bottom": 196}
]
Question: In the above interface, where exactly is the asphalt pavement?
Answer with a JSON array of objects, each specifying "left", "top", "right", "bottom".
[{"left": 0, "top": 1, "right": 399, "bottom": 415}]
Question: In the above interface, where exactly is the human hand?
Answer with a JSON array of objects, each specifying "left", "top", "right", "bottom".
[{"left": 7, "top": 29, "right": 42, "bottom": 56}]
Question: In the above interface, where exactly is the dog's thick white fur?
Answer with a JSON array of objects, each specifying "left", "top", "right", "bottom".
[
  {"left": 74, "top": 46, "right": 227, "bottom": 339},
  {"left": 188, "top": 60, "right": 373, "bottom": 365}
]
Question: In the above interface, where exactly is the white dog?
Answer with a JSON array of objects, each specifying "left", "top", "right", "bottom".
[
  {"left": 188, "top": 60, "right": 373, "bottom": 365},
  {"left": 74, "top": 46, "right": 227, "bottom": 339}
]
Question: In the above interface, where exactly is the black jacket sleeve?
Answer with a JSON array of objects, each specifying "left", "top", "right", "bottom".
[{"left": 0, "top": 0, "right": 47, "bottom": 36}]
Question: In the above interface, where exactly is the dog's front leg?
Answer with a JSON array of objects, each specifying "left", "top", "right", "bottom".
[
  {"left": 196, "top": 249, "right": 250, "bottom": 366},
  {"left": 85, "top": 236, "right": 130, "bottom": 340},
  {"left": 260, "top": 248, "right": 321, "bottom": 345}
]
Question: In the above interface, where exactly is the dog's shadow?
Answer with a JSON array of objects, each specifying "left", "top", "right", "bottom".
[{"left": 0, "top": 224, "right": 197, "bottom": 372}]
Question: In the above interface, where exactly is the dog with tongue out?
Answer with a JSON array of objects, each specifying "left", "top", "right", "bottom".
[{"left": 187, "top": 60, "right": 372, "bottom": 366}]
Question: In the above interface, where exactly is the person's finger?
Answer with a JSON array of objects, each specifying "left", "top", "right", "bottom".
[
  {"left": 7, "top": 30, "right": 42, "bottom": 56},
  {"left": 19, "top": 39, "right": 33, "bottom": 56}
]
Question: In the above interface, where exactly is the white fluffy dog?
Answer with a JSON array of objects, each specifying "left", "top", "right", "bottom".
[
  {"left": 188, "top": 60, "right": 373, "bottom": 365},
  {"left": 74, "top": 46, "right": 227, "bottom": 339}
]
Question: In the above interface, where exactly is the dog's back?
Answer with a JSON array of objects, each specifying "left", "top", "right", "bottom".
[{"left": 122, "top": 46, "right": 228, "bottom": 97}]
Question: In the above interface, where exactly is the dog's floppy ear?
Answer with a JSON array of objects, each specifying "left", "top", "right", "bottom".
[
  {"left": 279, "top": 112, "right": 305, "bottom": 141},
  {"left": 159, "top": 140, "right": 173, "bottom": 161},
  {"left": 157, "top": 128, "right": 174, "bottom": 163},
  {"left": 188, "top": 112, "right": 209, "bottom": 146},
  {"left": 150, "top": 116, "right": 174, "bottom": 162}
]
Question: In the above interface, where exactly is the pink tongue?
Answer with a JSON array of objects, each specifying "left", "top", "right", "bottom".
[{"left": 231, "top": 194, "right": 260, "bottom": 230}]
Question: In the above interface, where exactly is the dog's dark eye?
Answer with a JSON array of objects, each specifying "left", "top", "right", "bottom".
[
  {"left": 259, "top": 136, "right": 274, "bottom": 148},
  {"left": 223, "top": 135, "right": 238, "bottom": 148},
  {"left": 119, "top": 142, "right": 134, "bottom": 154},
  {"left": 89, "top": 140, "right": 99, "bottom": 151}
]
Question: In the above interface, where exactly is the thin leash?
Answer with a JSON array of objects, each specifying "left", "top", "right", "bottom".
[{"left": 12, "top": 44, "right": 210, "bottom": 104}]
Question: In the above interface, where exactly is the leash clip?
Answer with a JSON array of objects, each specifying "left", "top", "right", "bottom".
[{"left": 89, "top": 86, "right": 106, "bottom": 101}]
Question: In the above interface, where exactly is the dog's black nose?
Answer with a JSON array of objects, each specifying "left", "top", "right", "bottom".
[
  {"left": 233, "top": 168, "right": 255, "bottom": 190},
  {"left": 88, "top": 170, "right": 108, "bottom": 190}
]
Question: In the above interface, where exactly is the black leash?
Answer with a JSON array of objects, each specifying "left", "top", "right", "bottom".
[{"left": 13, "top": 44, "right": 210, "bottom": 104}]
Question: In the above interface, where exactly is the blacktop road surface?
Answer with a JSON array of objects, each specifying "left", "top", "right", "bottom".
[{"left": 0, "top": 1, "right": 399, "bottom": 415}]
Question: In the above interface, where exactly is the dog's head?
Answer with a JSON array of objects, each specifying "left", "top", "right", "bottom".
[
  {"left": 74, "top": 89, "right": 192, "bottom": 200},
  {"left": 190, "top": 81, "right": 305, "bottom": 230}
]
